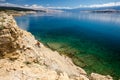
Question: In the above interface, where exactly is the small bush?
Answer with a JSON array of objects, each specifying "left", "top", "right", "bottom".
[
  {"left": 0, "top": 25, "right": 4, "bottom": 30},
  {"left": 1, "top": 19, "right": 5, "bottom": 22},
  {"left": 23, "top": 61, "right": 31, "bottom": 65}
]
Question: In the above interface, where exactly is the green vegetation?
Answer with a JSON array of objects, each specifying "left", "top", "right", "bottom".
[
  {"left": 0, "top": 6, "right": 36, "bottom": 11},
  {"left": 0, "top": 25, "right": 4, "bottom": 30},
  {"left": 0, "top": 19, "right": 5, "bottom": 30},
  {"left": 0, "top": 6, "right": 46, "bottom": 12},
  {"left": 23, "top": 61, "right": 31, "bottom": 65}
]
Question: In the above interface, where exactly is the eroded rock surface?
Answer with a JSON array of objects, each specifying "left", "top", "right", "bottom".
[
  {"left": 90, "top": 73, "right": 113, "bottom": 80},
  {"left": 0, "top": 13, "right": 113, "bottom": 80}
]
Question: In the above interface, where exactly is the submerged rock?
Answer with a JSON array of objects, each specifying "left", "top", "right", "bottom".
[{"left": 0, "top": 12, "right": 113, "bottom": 80}]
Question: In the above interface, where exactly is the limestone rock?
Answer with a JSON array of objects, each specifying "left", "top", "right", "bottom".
[
  {"left": 0, "top": 13, "right": 22, "bottom": 54},
  {"left": 90, "top": 73, "right": 113, "bottom": 80}
]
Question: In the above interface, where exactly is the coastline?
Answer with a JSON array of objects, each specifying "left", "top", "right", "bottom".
[
  {"left": 0, "top": 12, "right": 113, "bottom": 80},
  {"left": 0, "top": 10, "right": 37, "bottom": 16}
]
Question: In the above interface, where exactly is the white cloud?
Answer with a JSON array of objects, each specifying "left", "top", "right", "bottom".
[
  {"left": 0, "top": 3, "right": 44, "bottom": 10},
  {"left": 24, "top": 4, "right": 69, "bottom": 10},
  {"left": 30, "top": 4, "right": 44, "bottom": 9},
  {"left": 24, "top": 4, "right": 29, "bottom": 7},
  {"left": 47, "top": 6, "right": 72, "bottom": 9},
  {"left": 0, "top": 2, "right": 47, "bottom": 10},
  {"left": 47, "top": 2, "right": 120, "bottom": 9},
  {"left": 1, "top": 2, "right": 120, "bottom": 10},
  {"left": 45, "top": 2, "right": 120, "bottom": 9},
  {"left": 23, "top": 4, "right": 45, "bottom": 10},
  {"left": 79, "top": 2, "right": 120, "bottom": 8},
  {"left": 0, "top": 3, "right": 21, "bottom": 7}
]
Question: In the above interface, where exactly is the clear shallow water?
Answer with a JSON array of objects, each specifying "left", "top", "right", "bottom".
[{"left": 15, "top": 12, "right": 120, "bottom": 79}]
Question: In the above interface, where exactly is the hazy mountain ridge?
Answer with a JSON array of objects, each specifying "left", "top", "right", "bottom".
[
  {"left": 0, "top": 6, "right": 46, "bottom": 12},
  {"left": 60, "top": 6, "right": 120, "bottom": 12}
]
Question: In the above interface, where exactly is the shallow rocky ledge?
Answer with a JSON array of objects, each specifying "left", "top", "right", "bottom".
[{"left": 0, "top": 12, "right": 113, "bottom": 80}]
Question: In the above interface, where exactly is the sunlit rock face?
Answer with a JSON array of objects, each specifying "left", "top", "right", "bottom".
[
  {"left": 0, "top": 13, "right": 22, "bottom": 54},
  {"left": 0, "top": 12, "right": 113, "bottom": 80},
  {"left": 90, "top": 73, "right": 113, "bottom": 80}
]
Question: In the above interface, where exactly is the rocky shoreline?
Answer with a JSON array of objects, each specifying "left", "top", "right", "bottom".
[
  {"left": 0, "top": 12, "right": 113, "bottom": 80},
  {"left": 0, "top": 10, "right": 36, "bottom": 17}
]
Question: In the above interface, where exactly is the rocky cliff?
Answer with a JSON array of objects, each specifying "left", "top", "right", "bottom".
[{"left": 0, "top": 12, "right": 113, "bottom": 80}]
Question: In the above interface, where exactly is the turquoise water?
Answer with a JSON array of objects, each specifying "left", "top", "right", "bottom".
[{"left": 15, "top": 12, "right": 120, "bottom": 79}]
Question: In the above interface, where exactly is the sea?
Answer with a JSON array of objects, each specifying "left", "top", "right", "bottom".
[{"left": 15, "top": 12, "right": 120, "bottom": 79}]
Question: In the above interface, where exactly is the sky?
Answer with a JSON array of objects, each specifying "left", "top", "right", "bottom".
[{"left": 0, "top": 0, "right": 120, "bottom": 9}]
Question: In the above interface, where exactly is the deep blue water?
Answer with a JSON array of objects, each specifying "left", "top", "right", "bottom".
[{"left": 15, "top": 12, "right": 120, "bottom": 79}]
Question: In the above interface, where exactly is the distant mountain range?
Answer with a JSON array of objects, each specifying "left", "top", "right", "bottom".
[
  {"left": 0, "top": 6, "right": 46, "bottom": 12},
  {"left": 0, "top": 6, "right": 35, "bottom": 11},
  {"left": 60, "top": 6, "right": 120, "bottom": 12},
  {"left": 0, "top": 6, "right": 64, "bottom": 13},
  {"left": 1, "top": 5, "right": 120, "bottom": 13}
]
